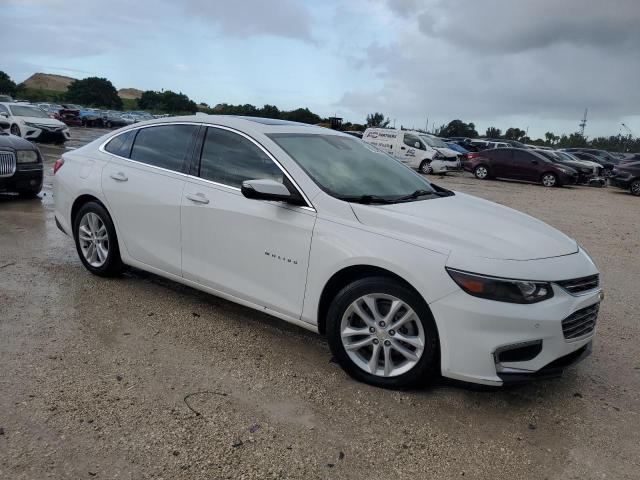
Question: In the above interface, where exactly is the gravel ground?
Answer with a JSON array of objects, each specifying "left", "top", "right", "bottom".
[{"left": 1, "top": 127, "right": 639, "bottom": 479}]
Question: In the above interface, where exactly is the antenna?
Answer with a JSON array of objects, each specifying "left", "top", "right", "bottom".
[{"left": 579, "top": 108, "right": 588, "bottom": 136}]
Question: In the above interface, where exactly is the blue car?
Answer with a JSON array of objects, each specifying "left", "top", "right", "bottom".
[{"left": 446, "top": 142, "right": 469, "bottom": 154}]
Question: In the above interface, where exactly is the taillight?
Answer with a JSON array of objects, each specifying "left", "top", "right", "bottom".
[
  {"left": 53, "top": 158, "right": 64, "bottom": 174},
  {"left": 467, "top": 152, "right": 479, "bottom": 159}
]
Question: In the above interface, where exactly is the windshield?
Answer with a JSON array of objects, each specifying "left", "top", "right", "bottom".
[
  {"left": 9, "top": 105, "right": 51, "bottom": 118},
  {"left": 268, "top": 133, "right": 437, "bottom": 201},
  {"left": 420, "top": 135, "right": 448, "bottom": 148}
]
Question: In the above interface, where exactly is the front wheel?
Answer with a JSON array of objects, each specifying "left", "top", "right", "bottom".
[
  {"left": 327, "top": 277, "right": 439, "bottom": 389},
  {"left": 419, "top": 160, "right": 433, "bottom": 174},
  {"left": 73, "top": 202, "right": 125, "bottom": 277},
  {"left": 541, "top": 172, "right": 558, "bottom": 187},
  {"left": 631, "top": 179, "right": 640, "bottom": 196}
]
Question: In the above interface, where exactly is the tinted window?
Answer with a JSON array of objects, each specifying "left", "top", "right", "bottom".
[
  {"left": 514, "top": 150, "right": 545, "bottom": 164},
  {"left": 104, "top": 130, "right": 135, "bottom": 158},
  {"left": 130, "top": 124, "right": 197, "bottom": 172},
  {"left": 490, "top": 149, "right": 512, "bottom": 160},
  {"left": 0, "top": 105, "right": 9, "bottom": 114},
  {"left": 199, "top": 127, "right": 283, "bottom": 188}
]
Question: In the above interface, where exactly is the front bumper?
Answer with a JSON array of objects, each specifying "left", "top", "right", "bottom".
[
  {"left": 610, "top": 175, "right": 632, "bottom": 189},
  {"left": 23, "top": 124, "right": 70, "bottom": 143},
  {"left": 430, "top": 251, "right": 600, "bottom": 386},
  {"left": 0, "top": 165, "right": 43, "bottom": 192}
]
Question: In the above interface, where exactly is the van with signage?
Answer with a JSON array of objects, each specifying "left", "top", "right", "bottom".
[{"left": 362, "top": 128, "right": 460, "bottom": 174}]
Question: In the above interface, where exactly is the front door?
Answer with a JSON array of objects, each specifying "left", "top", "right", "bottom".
[{"left": 181, "top": 126, "right": 316, "bottom": 319}]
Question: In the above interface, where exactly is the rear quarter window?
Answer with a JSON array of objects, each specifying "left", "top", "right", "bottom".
[{"left": 104, "top": 130, "right": 136, "bottom": 158}]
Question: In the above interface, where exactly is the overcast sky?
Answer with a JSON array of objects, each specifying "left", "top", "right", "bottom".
[{"left": 3, "top": 0, "right": 639, "bottom": 138}]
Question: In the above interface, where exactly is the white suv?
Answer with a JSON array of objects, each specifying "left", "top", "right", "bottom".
[{"left": 53, "top": 116, "right": 601, "bottom": 388}]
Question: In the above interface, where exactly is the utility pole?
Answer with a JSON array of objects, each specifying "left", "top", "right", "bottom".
[{"left": 579, "top": 108, "right": 588, "bottom": 136}]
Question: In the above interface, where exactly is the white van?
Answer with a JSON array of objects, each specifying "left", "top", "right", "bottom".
[{"left": 362, "top": 128, "right": 460, "bottom": 174}]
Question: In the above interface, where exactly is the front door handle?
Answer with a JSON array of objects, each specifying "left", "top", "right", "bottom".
[
  {"left": 185, "top": 193, "right": 210, "bottom": 204},
  {"left": 110, "top": 172, "right": 128, "bottom": 182}
]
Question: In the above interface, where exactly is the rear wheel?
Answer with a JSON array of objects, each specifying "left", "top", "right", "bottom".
[
  {"left": 10, "top": 124, "right": 21, "bottom": 137},
  {"left": 541, "top": 172, "right": 558, "bottom": 187},
  {"left": 631, "top": 179, "right": 640, "bottom": 196},
  {"left": 419, "top": 160, "right": 433, "bottom": 174},
  {"left": 327, "top": 277, "right": 439, "bottom": 389},
  {"left": 474, "top": 165, "right": 489, "bottom": 179},
  {"left": 73, "top": 202, "right": 125, "bottom": 277}
]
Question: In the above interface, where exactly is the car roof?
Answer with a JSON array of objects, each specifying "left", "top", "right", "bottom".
[{"left": 128, "top": 114, "right": 338, "bottom": 136}]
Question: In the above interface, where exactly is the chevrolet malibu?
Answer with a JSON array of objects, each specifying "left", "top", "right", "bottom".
[{"left": 53, "top": 116, "right": 602, "bottom": 388}]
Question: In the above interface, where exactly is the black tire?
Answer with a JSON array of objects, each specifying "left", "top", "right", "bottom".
[
  {"left": 474, "top": 164, "right": 489, "bottom": 180},
  {"left": 326, "top": 276, "right": 439, "bottom": 389},
  {"left": 73, "top": 201, "right": 125, "bottom": 277},
  {"left": 631, "top": 179, "right": 640, "bottom": 197},
  {"left": 419, "top": 160, "right": 432, "bottom": 174},
  {"left": 10, "top": 124, "right": 21, "bottom": 137},
  {"left": 541, "top": 172, "right": 558, "bottom": 187}
]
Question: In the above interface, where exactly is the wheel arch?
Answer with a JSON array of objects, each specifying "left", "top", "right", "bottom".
[
  {"left": 71, "top": 194, "right": 108, "bottom": 226},
  {"left": 317, "top": 264, "right": 433, "bottom": 336}
]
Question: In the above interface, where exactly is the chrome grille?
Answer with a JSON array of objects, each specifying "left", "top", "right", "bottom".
[
  {"left": 556, "top": 274, "right": 599, "bottom": 295},
  {"left": 562, "top": 303, "right": 599, "bottom": 340},
  {"left": 0, "top": 151, "right": 16, "bottom": 178}
]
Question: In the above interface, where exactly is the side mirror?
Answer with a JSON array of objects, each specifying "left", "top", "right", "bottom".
[
  {"left": 414, "top": 141, "right": 421, "bottom": 148},
  {"left": 0, "top": 112, "right": 8, "bottom": 118},
  {"left": 241, "top": 179, "right": 305, "bottom": 206},
  {"left": 531, "top": 159, "right": 538, "bottom": 165}
]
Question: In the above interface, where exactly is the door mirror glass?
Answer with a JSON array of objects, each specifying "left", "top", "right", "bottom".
[
  {"left": 414, "top": 141, "right": 421, "bottom": 149},
  {"left": 0, "top": 112, "right": 8, "bottom": 118},
  {"left": 241, "top": 179, "right": 305, "bottom": 205}
]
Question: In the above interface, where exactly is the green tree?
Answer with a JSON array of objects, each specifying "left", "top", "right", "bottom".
[
  {"left": 66, "top": 77, "right": 122, "bottom": 109},
  {"left": 438, "top": 119, "right": 478, "bottom": 138},
  {"left": 544, "top": 131, "right": 559, "bottom": 145},
  {"left": 366, "top": 112, "right": 390, "bottom": 128},
  {"left": 485, "top": 127, "right": 501, "bottom": 138},
  {"left": 504, "top": 127, "right": 526, "bottom": 141},
  {"left": 282, "top": 107, "right": 320, "bottom": 124},
  {"left": 0, "top": 71, "right": 17, "bottom": 96},
  {"left": 259, "top": 104, "right": 281, "bottom": 119},
  {"left": 138, "top": 90, "right": 197, "bottom": 114}
]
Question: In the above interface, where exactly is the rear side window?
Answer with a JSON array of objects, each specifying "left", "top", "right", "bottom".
[
  {"left": 490, "top": 149, "right": 512, "bottom": 161},
  {"left": 199, "top": 127, "right": 283, "bottom": 188},
  {"left": 130, "top": 124, "right": 197, "bottom": 172},
  {"left": 104, "top": 130, "right": 135, "bottom": 158}
]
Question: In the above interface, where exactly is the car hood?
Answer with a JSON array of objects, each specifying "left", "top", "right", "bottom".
[
  {"left": 351, "top": 192, "right": 578, "bottom": 261},
  {"left": 0, "top": 132, "right": 37, "bottom": 150},
  {"left": 20, "top": 116, "right": 66, "bottom": 127},
  {"left": 434, "top": 147, "right": 459, "bottom": 158}
]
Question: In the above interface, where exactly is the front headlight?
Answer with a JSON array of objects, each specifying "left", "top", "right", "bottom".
[
  {"left": 24, "top": 122, "right": 42, "bottom": 128},
  {"left": 446, "top": 268, "right": 553, "bottom": 304},
  {"left": 16, "top": 150, "right": 39, "bottom": 163}
]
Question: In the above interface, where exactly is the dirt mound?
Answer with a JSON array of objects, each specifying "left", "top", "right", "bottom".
[
  {"left": 22, "top": 73, "right": 76, "bottom": 91},
  {"left": 118, "top": 88, "right": 143, "bottom": 99}
]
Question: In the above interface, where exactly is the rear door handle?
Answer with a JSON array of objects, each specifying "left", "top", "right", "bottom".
[
  {"left": 185, "top": 193, "right": 210, "bottom": 204},
  {"left": 110, "top": 172, "right": 128, "bottom": 182}
]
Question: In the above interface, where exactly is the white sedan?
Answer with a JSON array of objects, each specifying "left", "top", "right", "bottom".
[
  {"left": 0, "top": 102, "right": 70, "bottom": 143},
  {"left": 53, "top": 116, "right": 601, "bottom": 388}
]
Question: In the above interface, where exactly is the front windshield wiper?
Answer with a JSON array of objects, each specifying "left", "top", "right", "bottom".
[
  {"left": 391, "top": 189, "right": 436, "bottom": 202},
  {"left": 338, "top": 194, "right": 395, "bottom": 204}
]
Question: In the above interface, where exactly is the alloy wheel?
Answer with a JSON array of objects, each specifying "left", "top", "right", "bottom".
[
  {"left": 542, "top": 173, "right": 557, "bottom": 187},
  {"left": 419, "top": 161, "right": 433, "bottom": 174},
  {"left": 340, "top": 294, "right": 425, "bottom": 377},
  {"left": 78, "top": 212, "right": 109, "bottom": 267},
  {"left": 631, "top": 180, "right": 640, "bottom": 196},
  {"left": 475, "top": 166, "right": 488, "bottom": 179}
]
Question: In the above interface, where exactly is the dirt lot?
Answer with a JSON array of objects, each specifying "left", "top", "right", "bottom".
[{"left": 1, "top": 127, "right": 639, "bottom": 479}]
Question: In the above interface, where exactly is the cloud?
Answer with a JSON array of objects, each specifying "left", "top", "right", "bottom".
[{"left": 182, "top": 0, "right": 313, "bottom": 41}]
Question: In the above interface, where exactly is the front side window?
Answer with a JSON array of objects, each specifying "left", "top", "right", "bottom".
[
  {"left": 420, "top": 135, "right": 448, "bottom": 148},
  {"left": 130, "top": 124, "right": 197, "bottom": 172},
  {"left": 104, "top": 130, "right": 136, "bottom": 158},
  {"left": 199, "top": 127, "right": 283, "bottom": 188},
  {"left": 403, "top": 134, "right": 424, "bottom": 150},
  {"left": 268, "top": 133, "right": 437, "bottom": 200}
]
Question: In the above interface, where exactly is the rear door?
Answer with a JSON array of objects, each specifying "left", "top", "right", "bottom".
[
  {"left": 180, "top": 126, "right": 316, "bottom": 319},
  {"left": 101, "top": 123, "right": 199, "bottom": 276},
  {"left": 487, "top": 148, "right": 512, "bottom": 177}
]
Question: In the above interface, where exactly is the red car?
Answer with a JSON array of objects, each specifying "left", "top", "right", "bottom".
[
  {"left": 58, "top": 107, "right": 82, "bottom": 127},
  {"left": 464, "top": 148, "right": 579, "bottom": 187}
]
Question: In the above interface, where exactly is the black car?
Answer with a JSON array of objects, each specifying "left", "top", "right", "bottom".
[
  {"left": 611, "top": 161, "right": 640, "bottom": 196},
  {"left": 534, "top": 150, "right": 596, "bottom": 184},
  {"left": 570, "top": 151, "right": 615, "bottom": 175},
  {"left": 562, "top": 148, "right": 620, "bottom": 165},
  {"left": 0, "top": 123, "right": 43, "bottom": 198}
]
